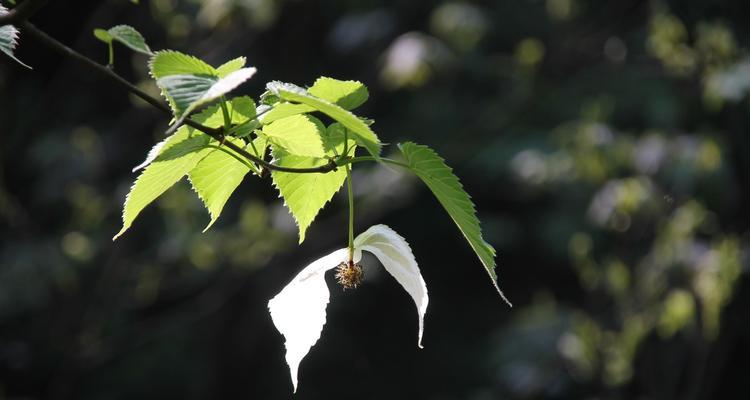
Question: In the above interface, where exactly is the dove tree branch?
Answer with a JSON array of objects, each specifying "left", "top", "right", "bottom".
[{"left": 19, "top": 21, "right": 341, "bottom": 174}]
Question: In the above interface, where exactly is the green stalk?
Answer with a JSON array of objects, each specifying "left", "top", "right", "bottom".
[
  {"left": 345, "top": 164, "right": 355, "bottom": 263},
  {"left": 248, "top": 137, "right": 263, "bottom": 176},
  {"left": 107, "top": 42, "right": 114, "bottom": 67},
  {"left": 341, "top": 129, "right": 349, "bottom": 158},
  {"left": 219, "top": 95, "right": 232, "bottom": 132},
  {"left": 337, "top": 155, "right": 410, "bottom": 169}
]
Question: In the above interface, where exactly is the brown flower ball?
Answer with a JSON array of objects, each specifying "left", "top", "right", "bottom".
[{"left": 335, "top": 261, "right": 363, "bottom": 290}]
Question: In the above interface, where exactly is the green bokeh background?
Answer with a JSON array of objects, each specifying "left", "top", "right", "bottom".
[{"left": 1, "top": 0, "right": 749, "bottom": 398}]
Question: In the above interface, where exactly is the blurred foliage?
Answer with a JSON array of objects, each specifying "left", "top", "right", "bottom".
[{"left": 1, "top": 0, "right": 749, "bottom": 399}]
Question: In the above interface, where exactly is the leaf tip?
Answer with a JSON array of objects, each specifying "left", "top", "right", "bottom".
[
  {"left": 495, "top": 284, "right": 513, "bottom": 307},
  {"left": 201, "top": 220, "right": 215, "bottom": 233},
  {"left": 112, "top": 227, "right": 127, "bottom": 241}
]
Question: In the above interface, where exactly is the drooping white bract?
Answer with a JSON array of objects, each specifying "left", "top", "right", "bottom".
[{"left": 267, "top": 224, "right": 428, "bottom": 392}]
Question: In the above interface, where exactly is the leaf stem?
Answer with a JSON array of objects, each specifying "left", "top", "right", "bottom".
[
  {"left": 341, "top": 129, "right": 349, "bottom": 158},
  {"left": 345, "top": 164, "right": 355, "bottom": 263},
  {"left": 339, "top": 156, "right": 410, "bottom": 169},
  {"left": 107, "top": 42, "right": 114, "bottom": 67},
  {"left": 219, "top": 95, "right": 232, "bottom": 132},
  {"left": 206, "top": 144, "right": 260, "bottom": 175}
]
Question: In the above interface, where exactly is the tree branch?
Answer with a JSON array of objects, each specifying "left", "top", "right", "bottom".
[
  {"left": 20, "top": 22, "right": 340, "bottom": 174},
  {"left": 0, "top": 0, "right": 46, "bottom": 26}
]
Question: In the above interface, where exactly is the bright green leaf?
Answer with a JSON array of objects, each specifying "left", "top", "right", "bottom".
[
  {"left": 149, "top": 50, "right": 217, "bottom": 78},
  {"left": 0, "top": 6, "right": 30, "bottom": 69},
  {"left": 199, "top": 96, "right": 256, "bottom": 128},
  {"left": 271, "top": 154, "right": 346, "bottom": 244},
  {"left": 156, "top": 67, "right": 257, "bottom": 121},
  {"left": 105, "top": 25, "right": 152, "bottom": 55},
  {"left": 308, "top": 77, "right": 369, "bottom": 110},
  {"left": 249, "top": 135, "right": 269, "bottom": 159},
  {"left": 93, "top": 29, "right": 113, "bottom": 43},
  {"left": 398, "top": 142, "right": 511, "bottom": 305},
  {"left": 271, "top": 128, "right": 355, "bottom": 243},
  {"left": 216, "top": 56, "right": 247, "bottom": 78},
  {"left": 115, "top": 105, "right": 228, "bottom": 239},
  {"left": 259, "top": 102, "right": 315, "bottom": 124},
  {"left": 266, "top": 81, "right": 381, "bottom": 157},
  {"left": 325, "top": 123, "right": 357, "bottom": 156},
  {"left": 227, "top": 96, "right": 256, "bottom": 124},
  {"left": 150, "top": 50, "right": 218, "bottom": 116},
  {"left": 114, "top": 129, "right": 212, "bottom": 240},
  {"left": 131, "top": 102, "right": 245, "bottom": 172},
  {"left": 189, "top": 137, "right": 254, "bottom": 232},
  {"left": 261, "top": 114, "right": 326, "bottom": 158}
]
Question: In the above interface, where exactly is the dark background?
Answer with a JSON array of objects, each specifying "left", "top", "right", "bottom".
[{"left": 2, "top": 0, "right": 750, "bottom": 399}]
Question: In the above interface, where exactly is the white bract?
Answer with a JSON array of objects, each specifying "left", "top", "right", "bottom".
[{"left": 268, "top": 224, "right": 428, "bottom": 392}]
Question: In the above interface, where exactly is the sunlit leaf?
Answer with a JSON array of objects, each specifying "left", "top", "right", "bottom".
[
  {"left": 266, "top": 81, "right": 381, "bottom": 157},
  {"left": 270, "top": 123, "right": 355, "bottom": 243},
  {"left": 150, "top": 51, "right": 256, "bottom": 122},
  {"left": 156, "top": 68, "right": 257, "bottom": 120},
  {"left": 271, "top": 162, "right": 344, "bottom": 244},
  {"left": 200, "top": 95, "right": 257, "bottom": 127},
  {"left": 149, "top": 50, "right": 217, "bottom": 78},
  {"left": 114, "top": 105, "right": 226, "bottom": 239},
  {"left": 398, "top": 142, "right": 511, "bottom": 305},
  {"left": 188, "top": 138, "right": 254, "bottom": 232},
  {"left": 132, "top": 98, "right": 253, "bottom": 172},
  {"left": 215, "top": 56, "right": 247, "bottom": 78},
  {"left": 325, "top": 123, "right": 357, "bottom": 155},
  {"left": 114, "top": 129, "right": 212, "bottom": 240},
  {"left": 261, "top": 114, "right": 326, "bottom": 158},
  {"left": 258, "top": 102, "right": 315, "bottom": 124},
  {"left": 308, "top": 77, "right": 369, "bottom": 110}
]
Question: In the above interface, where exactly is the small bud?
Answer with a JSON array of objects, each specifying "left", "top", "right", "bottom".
[{"left": 335, "top": 261, "right": 363, "bottom": 290}]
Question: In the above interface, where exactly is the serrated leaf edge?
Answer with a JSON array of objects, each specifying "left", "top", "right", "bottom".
[
  {"left": 269, "top": 148, "right": 346, "bottom": 244},
  {"left": 398, "top": 141, "right": 511, "bottom": 306}
]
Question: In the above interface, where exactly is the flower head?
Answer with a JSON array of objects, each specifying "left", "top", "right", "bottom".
[
  {"left": 334, "top": 261, "right": 364, "bottom": 289},
  {"left": 268, "top": 224, "right": 428, "bottom": 392}
]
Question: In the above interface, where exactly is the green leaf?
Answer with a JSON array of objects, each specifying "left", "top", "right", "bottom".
[
  {"left": 271, "top": 129, "right": 355, "bottom": 243},
  {"left": 308, "top": 77, "right": 369, "bottom": 110},
  {"left": 266, "top": 81, "right": 381, "bottom": 157},
  {"left": 398, "top": 142, "right": 511, "bottom": 305},
  {"left": 200, "top": 96, "right": 256, "bottom": 127},
  {"left": 156, "top": 68, "right": 257, "bottom": 121},
  {"left": 115, "top": 105, "right": 228, "bottom": 239},
  {"left": 132, "top": 101, "right": 248, "bottom": 172},
  {"left": 93, "top": 29, "right": 113, "bottom": 43},
  {"left": 259, "top": 102, "right": 315, "bottom": 124},
  {"left": 149, "top": 50, "right": 217, "bottom": 78},
  {"left": 188, "top": 137, "right": 254, "bottom": 232},
  {"left": 114, "top": 128, "right": 212, "bottom": 240},
  {"left": 325, "top": 123, "right": 357, "bottom": 155},
  {"left": 216, "top": 56, "right": 247, "bottom": 78},
  {"left": 250, "top": 135, "right": 269, "bottom": 159},
  {"left": 261, "top": 114, "right": 326, "bottom": 158},
  {"left": 227, "top": 96, "right": 256, "bottom": 124},
  {"left": 104, "top": 25, "right": 152, "bottom": 55},
  {"left": 0, "top": 6, "right": 30, "bottom": 69}
]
